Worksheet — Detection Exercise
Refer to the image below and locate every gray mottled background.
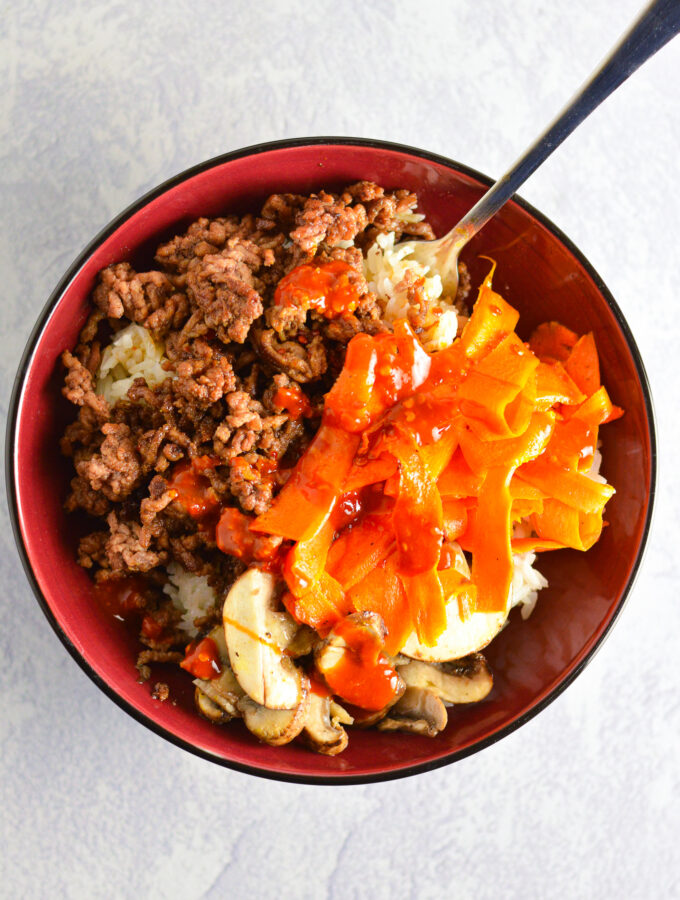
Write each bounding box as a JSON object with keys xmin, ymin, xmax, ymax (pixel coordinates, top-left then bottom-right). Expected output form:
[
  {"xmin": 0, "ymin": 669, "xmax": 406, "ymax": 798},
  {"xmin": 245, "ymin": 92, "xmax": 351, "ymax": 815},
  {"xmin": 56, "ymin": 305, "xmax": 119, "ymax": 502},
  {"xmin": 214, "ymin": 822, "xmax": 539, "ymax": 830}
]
[{"xmin": 2, "ymin": 2, "xmax": 679, "ymax": 898}]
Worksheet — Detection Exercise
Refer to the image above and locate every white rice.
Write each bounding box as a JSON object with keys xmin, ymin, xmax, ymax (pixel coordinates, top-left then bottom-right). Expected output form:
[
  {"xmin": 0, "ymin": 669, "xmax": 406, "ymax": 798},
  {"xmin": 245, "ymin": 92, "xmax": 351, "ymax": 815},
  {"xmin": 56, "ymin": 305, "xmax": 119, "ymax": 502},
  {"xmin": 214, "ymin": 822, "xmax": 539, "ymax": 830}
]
[
  {"xmin": 162, "ymin": 562, "xmax": 218, "ymax": 637},
  {"xmin": 96, "ymin": 322, "xmax": 170, "ymax": 404},
  {"xmin": 586, "ymin": 446, "xmax": 607, "ymax": 484},
  {"xmin": 363, "ymin": 230, "xmax": 459, "ymax": 351},
  {"xmin": 510, "ymin": 551, "xmax": 549, "ymax": 620}
]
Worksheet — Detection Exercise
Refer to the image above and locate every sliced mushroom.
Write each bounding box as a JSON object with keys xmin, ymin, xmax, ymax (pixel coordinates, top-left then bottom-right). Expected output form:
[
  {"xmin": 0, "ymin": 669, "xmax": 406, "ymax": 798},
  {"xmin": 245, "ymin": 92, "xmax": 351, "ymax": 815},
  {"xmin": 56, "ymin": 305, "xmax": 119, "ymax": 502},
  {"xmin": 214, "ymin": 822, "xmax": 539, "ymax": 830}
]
[
  {"xmin": 401, "ymin": 605, "xmax": 508, "ymax": 662},
  {"xmin": 193, "ymin": 665, "xmax": 245, "ymax": 720},
  {"xmin": 329, "ymin": 700, "xmax": 353, "ymax": 728},
  {"xmin": 347, "ymin": 707, "xmax": 393, "ymax": 729},
  {"xmin": 397, "ymin": 654, "xmax": 493, "ymax": 705},
  {"xmin": 301, "ymin": 693, "xmax": 349, "ymax": 756},
  {"xmin": 285, "ymin": 625, "xmax": 317, "ymax": 659},
  {"xmin": 265, "ymin": 609, "xmax": 300, "ymax": 649},
  {"xmin": 195, "ymin": 687, "xmax": 233, "ymax": 724},
  {"xmin": 237, "ymin": 679, "xmax": 310, "ymax": 747},
  {"xmin": 223, "ymin": 568, "xmax": 304, "ymax": 710},
  {"xmin": 207, "ymin": 624, "xmax": 228, "ymax": 661},
  {"xmin": 377, "ymin": 687, "xmax": 448, "ymax": 737}
]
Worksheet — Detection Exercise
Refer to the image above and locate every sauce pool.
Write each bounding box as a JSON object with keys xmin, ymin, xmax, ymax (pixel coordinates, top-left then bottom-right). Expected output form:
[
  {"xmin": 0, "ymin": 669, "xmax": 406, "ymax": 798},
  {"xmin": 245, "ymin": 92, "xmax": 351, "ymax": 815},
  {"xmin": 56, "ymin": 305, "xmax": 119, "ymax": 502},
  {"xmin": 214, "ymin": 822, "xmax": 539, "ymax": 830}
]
[
  {"xmin": 274, "ymin": 260, "xmax": 361, "ymax": 318},
  {"xmin": 321, "ymin": 617, "xmax": 402, "ymax": 711}
]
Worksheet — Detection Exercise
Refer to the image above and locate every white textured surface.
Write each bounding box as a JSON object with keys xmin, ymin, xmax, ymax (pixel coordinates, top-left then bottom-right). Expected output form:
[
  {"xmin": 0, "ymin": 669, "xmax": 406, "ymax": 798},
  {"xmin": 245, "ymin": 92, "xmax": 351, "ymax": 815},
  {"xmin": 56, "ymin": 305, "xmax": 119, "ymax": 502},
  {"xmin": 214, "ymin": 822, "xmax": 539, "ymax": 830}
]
[{"xmin": 2, "ymin": 2, "xmax": 679, "ymax": 897}]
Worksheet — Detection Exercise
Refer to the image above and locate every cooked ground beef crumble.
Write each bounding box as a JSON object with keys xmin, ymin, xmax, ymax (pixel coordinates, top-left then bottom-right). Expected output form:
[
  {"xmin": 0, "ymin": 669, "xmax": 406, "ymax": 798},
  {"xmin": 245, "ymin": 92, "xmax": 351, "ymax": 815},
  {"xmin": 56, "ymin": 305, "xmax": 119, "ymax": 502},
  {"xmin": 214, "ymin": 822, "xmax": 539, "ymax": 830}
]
[{"xmin": 60, "ymin": 182, "xmax": 460, "ymax": 676}]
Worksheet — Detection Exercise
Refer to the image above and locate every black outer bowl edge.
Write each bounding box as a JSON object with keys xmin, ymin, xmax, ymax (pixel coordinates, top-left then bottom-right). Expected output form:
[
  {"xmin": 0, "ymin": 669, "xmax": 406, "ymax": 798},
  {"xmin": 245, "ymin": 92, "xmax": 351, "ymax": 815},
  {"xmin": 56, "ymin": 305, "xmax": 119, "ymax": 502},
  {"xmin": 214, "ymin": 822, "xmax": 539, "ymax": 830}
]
[{"xmin": 5, "ymin": 136, "xmax": 658, "ymax": 785}]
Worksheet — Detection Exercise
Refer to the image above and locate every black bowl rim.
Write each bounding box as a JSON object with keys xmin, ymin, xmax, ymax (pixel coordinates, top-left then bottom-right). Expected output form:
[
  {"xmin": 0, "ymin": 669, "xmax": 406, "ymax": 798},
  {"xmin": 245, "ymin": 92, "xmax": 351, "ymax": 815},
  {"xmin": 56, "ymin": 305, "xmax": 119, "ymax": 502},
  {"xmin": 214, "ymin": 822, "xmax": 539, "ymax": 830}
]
[{"xmin": 6, "ymin": 135, "xmax": 658, "ymax": 785}]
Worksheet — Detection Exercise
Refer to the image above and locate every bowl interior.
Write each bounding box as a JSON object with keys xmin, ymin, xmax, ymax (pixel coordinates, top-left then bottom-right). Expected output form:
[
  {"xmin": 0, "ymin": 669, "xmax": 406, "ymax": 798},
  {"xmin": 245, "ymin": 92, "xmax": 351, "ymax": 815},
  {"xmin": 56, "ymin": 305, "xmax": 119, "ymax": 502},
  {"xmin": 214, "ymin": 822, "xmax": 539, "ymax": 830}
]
[{"xmin": 10, "ymin": 140, "xmax": 655, "ymax": 782}]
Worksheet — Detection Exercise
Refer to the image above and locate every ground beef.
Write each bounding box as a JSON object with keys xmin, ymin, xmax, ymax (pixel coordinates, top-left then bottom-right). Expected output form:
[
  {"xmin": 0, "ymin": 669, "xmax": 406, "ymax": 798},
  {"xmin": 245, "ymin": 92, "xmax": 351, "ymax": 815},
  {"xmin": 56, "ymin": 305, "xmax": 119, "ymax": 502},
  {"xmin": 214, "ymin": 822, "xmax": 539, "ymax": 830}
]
[
  {"xmin": 185, "ymin": 248, "xmax": 264, "ymax": 344},
  {"xmin": 60, "ymin": 181, "xmax": 442, "ymax": 679},
  {"xmin": 252, "ymin": 328, "xmax": 327, "ymax": 382},
  {"xmin": 136, "ymin": 650, "xmax": 184, "ymax": 681},
  {"xmin": 155, "ymin": 216, "xmax": 249, "ymax": 277},
  {"xmin": 93, "ymin": 262, "xmax": 188, "ymax": 335},
  {"xmin": 140, "ymin": 480, "xmax": 176, "ymax": 526},
  {"xmin": 66, "ymin": 476, "xmax": 111, "ymax": 518},
  {"xmin": 290, "ymin": 190, "xmax": 369, "ymax": 253},
  {"xmin": 170, "ymin": 337, "xmax": 238, "ymax": 407},
  {"xmin": 260, "ymin": 193, "xmax": 306, "ymax": 228},
  {"xmin": 76, "ymin": 531, "xmax": 110, "ymax": 568},
  {"xmin": 62, "ymin": 350, "xmax": 110, "ymax": 421},
  {"xmin": 75, "ymin": 423, "xmax": 142, "ymax": 502},
  {"xmin": 151, "ymin": 682, "xmax": 170, "ymax": 701},
  {"xmin": 105, "ymin": 511, "xmax": 168, "ymax": 574},
  {"xmin": 137, "ymin": 425, "xmax": 191, "ymax": 475},
  {"xmin": 345, "ymin": 182, "xmax": 435, "ymax": 238}
]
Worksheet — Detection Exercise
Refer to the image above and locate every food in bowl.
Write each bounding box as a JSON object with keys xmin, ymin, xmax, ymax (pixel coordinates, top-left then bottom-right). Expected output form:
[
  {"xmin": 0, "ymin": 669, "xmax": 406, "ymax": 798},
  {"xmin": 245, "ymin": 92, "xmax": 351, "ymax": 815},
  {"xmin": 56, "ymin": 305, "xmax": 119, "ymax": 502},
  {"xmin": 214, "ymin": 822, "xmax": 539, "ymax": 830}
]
[{"xmin": 59, "ymin": 180, "xmax": 621, "ymax": 755}]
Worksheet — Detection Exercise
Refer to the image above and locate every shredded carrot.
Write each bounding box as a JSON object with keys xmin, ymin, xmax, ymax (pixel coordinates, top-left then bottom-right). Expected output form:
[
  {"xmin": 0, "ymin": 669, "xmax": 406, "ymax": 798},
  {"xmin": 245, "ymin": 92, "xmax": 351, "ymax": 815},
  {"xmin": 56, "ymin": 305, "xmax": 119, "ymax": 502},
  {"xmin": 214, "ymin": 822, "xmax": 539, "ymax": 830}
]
[
  {"xmin": 565, "ymin": 332, "xmax": 600, "ymax": 396},
  {"xmin": 326, "ymin": 513, "xmax": 395, "ymax": 591},
  {"xmin": 438, "ymin": 448, "xmax": 483, "ymax": 498},
  {"xmin": 468, "ymin": 465, "xmax": 515, "ymax": 613},
  {"xmin": 535, "ymin": 360, "xmax": 586, "ymax": 409},
  {"xmin": 529, "ymin": 321, "xmax": 579, "ymax": 362},
  {"xmin": 242, "ymin": 259, "xmax": 621, "ymax": 660},
  {"xmin": 459, "ymin": 260, "xmax": 519, "ymax": 360},
  {"xmin": 348, "ymin": 556, "xmax": 412, "ymax": 656},
  {"xmin": 251, "ymin": 424, "xmax": 359, "ymax": 541}
]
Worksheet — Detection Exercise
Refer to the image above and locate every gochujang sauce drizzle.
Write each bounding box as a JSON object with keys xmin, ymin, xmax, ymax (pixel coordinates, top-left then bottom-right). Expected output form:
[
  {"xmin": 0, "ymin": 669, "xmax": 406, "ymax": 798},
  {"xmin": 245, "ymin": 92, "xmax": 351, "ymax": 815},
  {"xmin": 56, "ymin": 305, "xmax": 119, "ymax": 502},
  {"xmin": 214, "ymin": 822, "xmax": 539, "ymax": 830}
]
[
  {"xmin": 274, "ymin": 259, "xmax": 361, "ymax": 318},
  {"xmin": 321, "ymin": 618, "xmax": 402, "ymax": 711}
]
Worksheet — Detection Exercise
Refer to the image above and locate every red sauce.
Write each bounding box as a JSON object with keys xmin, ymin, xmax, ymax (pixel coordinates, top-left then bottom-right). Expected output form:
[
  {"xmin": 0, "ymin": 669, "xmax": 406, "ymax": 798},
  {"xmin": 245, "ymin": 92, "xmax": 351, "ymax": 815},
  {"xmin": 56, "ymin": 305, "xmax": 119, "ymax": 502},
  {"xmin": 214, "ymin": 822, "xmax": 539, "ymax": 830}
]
[
  {"xmin": 222, "ymin": 615, "xmax": 287, "ymax": 654},
  {"xmin": 216, "ymin": 506, "xmax": 281, "ymax": 566},
  {"xmin": 166, "ymin": 460, "xmax": 220, "ymax": 520},
  {"xmin": 273, "ymin": 384, "xmax": 313, "ymax": 420},
  {"xmin": 192, "ymin": 455, "xmax": 222, "ymax": 473},
  {"xmin": 180, "ymin": 637, "xmax": 222, "ymax": 680},
  {"xmin": 321, "ymin": 617, "xmax": 402, "ymax": 711},
  {"xmin": 141, "ymin": 615, "xmax": 165, "ymax": 641},
  {"xmin": 94, "ymin": 576, "xmax": 149, "ymax": 619},
  {"xmin": 274, "ymin": 260, "xmax": 361, "ymax": 318},
  {"xmin": 324, "ymin": 321, "xmax": 431, "ymax": 433},
  {"xmin": 230, "ymin": 455, "xmax": 278, "ymax": 486},
  {"xmin": 331, "ymin": 489, "xmax": 364, "ymax": 530}
]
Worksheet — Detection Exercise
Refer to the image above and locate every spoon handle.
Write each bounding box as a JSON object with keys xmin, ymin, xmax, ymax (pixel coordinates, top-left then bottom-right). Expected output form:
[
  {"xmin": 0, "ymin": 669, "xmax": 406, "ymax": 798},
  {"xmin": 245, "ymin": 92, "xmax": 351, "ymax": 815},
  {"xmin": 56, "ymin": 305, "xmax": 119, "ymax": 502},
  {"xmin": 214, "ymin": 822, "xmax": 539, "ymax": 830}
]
[{"xmin": 452, "ymin": 0, "xmax": 680, "ymax": 245}]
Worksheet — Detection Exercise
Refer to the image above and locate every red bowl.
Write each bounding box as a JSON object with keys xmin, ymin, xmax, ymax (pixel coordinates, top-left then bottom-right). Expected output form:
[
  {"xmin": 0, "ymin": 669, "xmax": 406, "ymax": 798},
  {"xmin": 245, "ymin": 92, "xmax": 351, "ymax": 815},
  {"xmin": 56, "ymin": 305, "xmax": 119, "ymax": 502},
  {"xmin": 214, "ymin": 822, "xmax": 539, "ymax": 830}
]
[{"xmin": 7, "ymin": 138, "xmax": 656, "ymax": 783}]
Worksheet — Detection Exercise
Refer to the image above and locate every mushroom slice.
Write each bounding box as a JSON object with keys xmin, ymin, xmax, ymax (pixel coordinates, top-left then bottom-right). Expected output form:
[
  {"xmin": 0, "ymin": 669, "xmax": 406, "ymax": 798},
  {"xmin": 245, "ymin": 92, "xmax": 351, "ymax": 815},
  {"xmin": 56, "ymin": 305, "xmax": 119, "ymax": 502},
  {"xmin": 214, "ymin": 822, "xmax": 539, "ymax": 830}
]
[
  {"xmin": 266, "ymin": 610, "xmax": 301, "ymax": 650},
  {"xmin": 237, "ymin": 680, "xmax": 310, "ymax": 747},
  {"xmin": 347, "ymin": 707, "xmax": 393, "ymax": 729},
  {"xmin": 377, "ymin": 688, "xmax": 448, "ymax": 737},
  {"xmin": 302, "ymin": 693, "xmax": 349, "ymax": 756},
  {"xmin": 193, "ymin": 665, "xmax": 244, "ymax": 720},
  {"xmin": 285, "ymin": 625, "xmax": 317, "ymax": 659},
  {"xmin": 223, "ymin": 568, "xmax": 304, "ymax": 710},
  {"xmin": 397, "ymin": 654, "xmax": 493, "ymax": 705},
  {"xmin": 206, "ymin": 624, "xmax": 229, "ymax": 661},
  {"xmin": 195, "ymin": 687, "xmax": 233, "ymax": 724},
  {"xmin": 329, "ymin": 700, "xmax": 353, "ymax": 727},
  {"xmin": 401, "ymin": 604, "xmax": 508, "ymax": 662}
]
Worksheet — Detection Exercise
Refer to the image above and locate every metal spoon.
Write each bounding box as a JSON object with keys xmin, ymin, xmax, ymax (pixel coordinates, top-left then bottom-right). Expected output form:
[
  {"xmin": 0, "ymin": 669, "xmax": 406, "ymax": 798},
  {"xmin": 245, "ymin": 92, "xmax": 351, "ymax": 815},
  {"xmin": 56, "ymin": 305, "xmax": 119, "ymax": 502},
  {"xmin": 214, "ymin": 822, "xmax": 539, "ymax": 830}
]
[{"xmin": 398, "ymin": 0, "xmax": 680, "ymax": 295}]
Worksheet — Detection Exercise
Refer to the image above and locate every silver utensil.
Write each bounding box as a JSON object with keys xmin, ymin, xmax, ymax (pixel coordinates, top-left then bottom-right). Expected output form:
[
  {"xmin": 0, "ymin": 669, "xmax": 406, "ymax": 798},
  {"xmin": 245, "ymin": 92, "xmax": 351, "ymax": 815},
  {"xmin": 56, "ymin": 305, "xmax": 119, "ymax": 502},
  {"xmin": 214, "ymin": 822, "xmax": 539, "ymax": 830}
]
[{"xmin": 397, "ymin": 0, "xmax": 680, "ymax": 295}]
